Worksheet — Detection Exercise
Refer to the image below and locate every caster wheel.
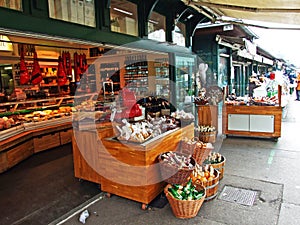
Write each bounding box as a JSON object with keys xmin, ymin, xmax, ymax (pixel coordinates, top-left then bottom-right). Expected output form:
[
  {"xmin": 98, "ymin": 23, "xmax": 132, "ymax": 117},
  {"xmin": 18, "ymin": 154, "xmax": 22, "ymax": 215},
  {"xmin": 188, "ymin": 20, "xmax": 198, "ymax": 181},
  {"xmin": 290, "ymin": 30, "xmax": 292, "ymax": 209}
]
[
  {"xmin": 106, "ymin": 193, "xmax": 111, "ymax": 198},
  {"xmin": 273, "ymin": 137, "xmax": 278, "ymax": 142},
  {"xmin": 78, "ymin": 179, "xmax": 83, "ymax": 182},
  {"xmin": 141, "ymin": 203, "xmax": 148, "ymax": 210}
]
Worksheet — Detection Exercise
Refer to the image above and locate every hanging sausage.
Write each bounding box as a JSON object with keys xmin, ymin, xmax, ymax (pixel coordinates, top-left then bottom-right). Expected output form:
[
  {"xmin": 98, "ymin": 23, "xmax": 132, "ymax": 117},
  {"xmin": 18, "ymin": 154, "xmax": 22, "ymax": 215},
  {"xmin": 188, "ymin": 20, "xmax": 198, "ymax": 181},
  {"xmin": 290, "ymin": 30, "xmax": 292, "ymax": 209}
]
[
  {"xmin": 74, "ymin": 52, "xmax": 80, "ymax": 82},
  {"xmin": 19, "ymin": 47, "xmax": 30, "ymax": 85},
  {"xmin": 81, "ymin": 53, "xmax": 88, "ymax": 73},
  {"xmin": 66, "ymin": 51, "xmax": 72, "ymax": 76},
  {"xmin": 31, "ymin": 51, "xmax": 43, "ymax": 85},
  {"xmin": 57, "ymin": 56, "xmax": 67, "ymax": 86}
]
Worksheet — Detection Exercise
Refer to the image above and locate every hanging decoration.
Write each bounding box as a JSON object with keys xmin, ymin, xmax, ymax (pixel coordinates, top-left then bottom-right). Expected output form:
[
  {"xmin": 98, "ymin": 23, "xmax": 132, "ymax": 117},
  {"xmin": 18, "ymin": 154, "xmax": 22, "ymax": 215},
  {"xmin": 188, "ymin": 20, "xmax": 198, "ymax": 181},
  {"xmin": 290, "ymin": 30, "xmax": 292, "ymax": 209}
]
[
  {"xmin": 19, "ymin": 46, "xmax": 30, "ymax": 85},
  {"xmin": 31, "ymin": 51, "xmax": 43, "ymax": 85},
  {"xmin": 57, "ymin": 56, "xmax": 67, "ymax": 86}
]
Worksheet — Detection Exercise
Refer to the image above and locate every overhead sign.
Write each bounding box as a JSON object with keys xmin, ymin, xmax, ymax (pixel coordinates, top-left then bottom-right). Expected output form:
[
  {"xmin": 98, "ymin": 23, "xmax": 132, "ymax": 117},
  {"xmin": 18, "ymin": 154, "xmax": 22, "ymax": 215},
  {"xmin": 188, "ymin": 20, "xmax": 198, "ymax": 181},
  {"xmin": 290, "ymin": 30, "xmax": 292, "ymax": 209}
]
[{"xmin": 0, "ymin": 35, "xmax": 13, "ymax": 51}]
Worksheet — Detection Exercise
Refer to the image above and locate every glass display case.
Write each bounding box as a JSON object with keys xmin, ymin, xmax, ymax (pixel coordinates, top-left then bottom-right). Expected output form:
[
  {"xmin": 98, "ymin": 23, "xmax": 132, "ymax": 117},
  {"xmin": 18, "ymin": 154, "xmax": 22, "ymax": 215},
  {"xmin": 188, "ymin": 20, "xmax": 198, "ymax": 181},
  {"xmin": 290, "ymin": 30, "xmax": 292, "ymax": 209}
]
[
  {"xmin": 174, "ymin": 55, "xmax": 196, "ymax": 110},
  {"xmin": 154, "ymin": 57, "xmax": 169, "ymax": 100}
]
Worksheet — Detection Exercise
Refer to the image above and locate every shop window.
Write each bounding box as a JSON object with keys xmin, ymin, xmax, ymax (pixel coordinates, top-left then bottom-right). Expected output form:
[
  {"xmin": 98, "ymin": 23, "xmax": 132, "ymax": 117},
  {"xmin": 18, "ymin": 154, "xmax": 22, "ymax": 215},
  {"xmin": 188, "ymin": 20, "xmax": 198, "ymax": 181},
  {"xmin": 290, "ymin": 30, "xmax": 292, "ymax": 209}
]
[
  {"xmin": 148, "ymin": 11, "xmax": 166, "ymax": 42},
  {"xmin": 48, "ymin": 0, "xmax": 96, "ymax": 27},
  {"xmin": 110, "ymin": 0, "xmax": 138, "ymax": 36},
  {"xmin": 0, "ymin": 0, "xmax": 22, "ymax": 11},
  {"xmin": 172, "ymin": 22, "xmax": 186, "ymax": 46}
]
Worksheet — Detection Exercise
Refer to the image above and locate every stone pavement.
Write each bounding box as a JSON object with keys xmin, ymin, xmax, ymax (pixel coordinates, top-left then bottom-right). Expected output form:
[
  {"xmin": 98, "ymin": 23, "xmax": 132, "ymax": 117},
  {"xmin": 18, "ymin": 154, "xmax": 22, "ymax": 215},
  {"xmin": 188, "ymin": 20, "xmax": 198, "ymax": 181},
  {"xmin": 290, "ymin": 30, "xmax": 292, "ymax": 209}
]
[{"xmin": 52, "ymin": 96, "xmax": 300, "ymax": 225}]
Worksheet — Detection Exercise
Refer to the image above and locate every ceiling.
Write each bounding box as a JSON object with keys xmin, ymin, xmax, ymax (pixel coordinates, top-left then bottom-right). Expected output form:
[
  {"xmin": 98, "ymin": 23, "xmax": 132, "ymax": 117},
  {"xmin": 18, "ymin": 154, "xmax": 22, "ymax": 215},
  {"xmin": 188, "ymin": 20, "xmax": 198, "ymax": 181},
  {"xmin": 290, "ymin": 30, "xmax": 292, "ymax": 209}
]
[{"xmin": 182, "ymin": 0, "xmax": 300, "ymax": 28}]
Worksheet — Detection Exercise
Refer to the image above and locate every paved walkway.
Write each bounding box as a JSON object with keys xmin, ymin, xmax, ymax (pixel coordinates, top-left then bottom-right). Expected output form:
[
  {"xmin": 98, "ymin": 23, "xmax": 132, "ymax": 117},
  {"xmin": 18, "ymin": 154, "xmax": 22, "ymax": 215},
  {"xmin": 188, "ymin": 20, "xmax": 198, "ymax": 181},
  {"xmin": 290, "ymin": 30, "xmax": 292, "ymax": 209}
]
[{"xmin": 53, "ymin": 95, "xmax": 300, "ymax": 225}]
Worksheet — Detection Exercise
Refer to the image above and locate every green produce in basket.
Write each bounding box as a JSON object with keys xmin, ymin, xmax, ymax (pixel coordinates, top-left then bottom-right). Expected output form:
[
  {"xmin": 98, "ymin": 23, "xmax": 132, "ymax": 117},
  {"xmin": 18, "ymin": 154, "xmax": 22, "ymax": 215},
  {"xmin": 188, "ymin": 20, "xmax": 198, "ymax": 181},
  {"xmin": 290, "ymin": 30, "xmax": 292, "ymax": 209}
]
[{"xmin": 168, "ymin": 178, "xmax": 205, "ymax": 200}]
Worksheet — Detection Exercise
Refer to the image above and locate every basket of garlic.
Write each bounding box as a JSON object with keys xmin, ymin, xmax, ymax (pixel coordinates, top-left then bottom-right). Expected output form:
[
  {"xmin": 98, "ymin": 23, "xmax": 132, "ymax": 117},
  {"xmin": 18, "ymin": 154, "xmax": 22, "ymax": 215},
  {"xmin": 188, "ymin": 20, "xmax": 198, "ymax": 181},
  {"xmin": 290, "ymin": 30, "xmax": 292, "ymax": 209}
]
[{"xmin": 195, "ymin": 125, "xmax": 217, "ymax": 143}]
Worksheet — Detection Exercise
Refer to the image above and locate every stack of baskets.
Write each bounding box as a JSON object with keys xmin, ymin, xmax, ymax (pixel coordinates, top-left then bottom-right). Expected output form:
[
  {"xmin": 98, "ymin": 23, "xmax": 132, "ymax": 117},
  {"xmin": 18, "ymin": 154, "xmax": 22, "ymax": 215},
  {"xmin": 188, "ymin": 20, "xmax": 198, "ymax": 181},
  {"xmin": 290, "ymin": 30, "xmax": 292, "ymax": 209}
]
[
  {"xmin": 158, "ymin": 136, "xmax": 225, "ymax": 218},
  {"xmin": 158, "ymin": 151, "xmax": 206, "ymax": 218}
]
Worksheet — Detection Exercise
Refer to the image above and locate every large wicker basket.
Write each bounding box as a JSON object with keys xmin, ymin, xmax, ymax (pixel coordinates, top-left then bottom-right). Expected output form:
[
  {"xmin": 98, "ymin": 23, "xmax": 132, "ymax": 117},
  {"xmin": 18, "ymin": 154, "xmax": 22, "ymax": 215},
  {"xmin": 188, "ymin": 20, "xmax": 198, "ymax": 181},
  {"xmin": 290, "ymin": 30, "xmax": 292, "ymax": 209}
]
[
  {"xmin": 158, "ymin": 152, "xmax": 196, "ymax": 185},
  {"xmin": 192, "ymin": 143, "xmax": 213, "ymax": 165},
  {"xmin": 164, "ymin": 183, "xmax": 206, "ymax": 219}
]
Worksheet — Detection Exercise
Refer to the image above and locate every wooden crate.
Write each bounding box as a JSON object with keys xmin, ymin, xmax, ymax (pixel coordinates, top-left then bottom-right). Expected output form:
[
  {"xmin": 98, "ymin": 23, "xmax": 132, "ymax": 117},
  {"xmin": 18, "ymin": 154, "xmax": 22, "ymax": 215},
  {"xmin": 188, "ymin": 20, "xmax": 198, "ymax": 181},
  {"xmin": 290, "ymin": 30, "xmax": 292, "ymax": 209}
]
[
  {"xmin": 7, "ymin": 140, "xmax": 34, "ymax": 168},
  {"xmin": 60, "ymin": 129, "xmax": 73, "ymax": 145},
  {"xmin": 0, "ymin": 152, "xmax": 8, "ymax": 173},
  {"xmin": 34, "ymin": 133, "xmax": 60, "ymax": 153}
]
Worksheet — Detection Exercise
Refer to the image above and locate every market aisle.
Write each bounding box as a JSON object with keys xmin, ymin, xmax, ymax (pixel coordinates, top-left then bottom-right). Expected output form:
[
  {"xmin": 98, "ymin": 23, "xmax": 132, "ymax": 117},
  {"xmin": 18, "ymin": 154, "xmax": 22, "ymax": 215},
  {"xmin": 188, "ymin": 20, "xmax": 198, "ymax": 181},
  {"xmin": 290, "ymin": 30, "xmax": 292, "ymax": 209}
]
[{"xmin": 0, "ymin": 144, "xmax": 100, "ymax": 225}]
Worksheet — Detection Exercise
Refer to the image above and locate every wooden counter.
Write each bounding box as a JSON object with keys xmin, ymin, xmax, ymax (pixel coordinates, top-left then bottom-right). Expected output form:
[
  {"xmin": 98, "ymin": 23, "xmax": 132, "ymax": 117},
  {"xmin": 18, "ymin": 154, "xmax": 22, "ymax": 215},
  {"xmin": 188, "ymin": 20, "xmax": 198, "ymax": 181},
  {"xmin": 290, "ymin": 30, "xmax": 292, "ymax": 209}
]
[
  {"xmin": 222, "ymin": 104, "xmax": 282, "ymax": 140},
  {"xmin": 0, "ymin": 122, "xmax": 73, "ymax": 173},
  {"xmin": 72, "ymin": 123, "xmax": 194, "ymax": 208}
]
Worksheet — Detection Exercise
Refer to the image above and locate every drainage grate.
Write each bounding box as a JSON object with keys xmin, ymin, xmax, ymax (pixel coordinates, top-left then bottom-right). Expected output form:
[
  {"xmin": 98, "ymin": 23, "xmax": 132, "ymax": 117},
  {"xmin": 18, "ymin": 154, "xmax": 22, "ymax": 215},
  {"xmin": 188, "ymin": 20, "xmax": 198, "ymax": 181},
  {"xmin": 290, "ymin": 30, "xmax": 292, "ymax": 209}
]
[{"xmin": 218, "ymin": 185, "xmax": 257, "ymax": 206}]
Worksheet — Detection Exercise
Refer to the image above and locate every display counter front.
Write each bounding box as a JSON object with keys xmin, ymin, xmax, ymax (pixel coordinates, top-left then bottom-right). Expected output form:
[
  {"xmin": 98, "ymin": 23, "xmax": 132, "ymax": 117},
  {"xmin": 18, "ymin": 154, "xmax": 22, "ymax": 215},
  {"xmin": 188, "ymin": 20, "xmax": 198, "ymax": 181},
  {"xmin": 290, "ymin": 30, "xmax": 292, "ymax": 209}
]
[
  {"xmin": 222, "ymin": 104, "xmax": 282, "ymax": 141},
  {"xmin": 72, "ymin": 122, "xmax": 194, "ymax": 209}
]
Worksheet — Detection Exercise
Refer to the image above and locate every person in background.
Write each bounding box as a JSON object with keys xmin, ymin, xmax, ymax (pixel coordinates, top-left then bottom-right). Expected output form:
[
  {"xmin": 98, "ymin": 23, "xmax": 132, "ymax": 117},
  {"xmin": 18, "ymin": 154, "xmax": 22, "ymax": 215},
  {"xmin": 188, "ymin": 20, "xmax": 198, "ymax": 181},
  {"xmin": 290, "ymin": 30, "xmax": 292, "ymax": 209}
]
[
  {"xmin": 295, "ymin": 72, "xmax": 300, "ymax": 101},
  {"xmin": 248, "ymin": 73, "xmax": 261, "ymax": 97},
  {"xmin": 288, "ymin": 71, "xmax": 296, "ymax": 95}
]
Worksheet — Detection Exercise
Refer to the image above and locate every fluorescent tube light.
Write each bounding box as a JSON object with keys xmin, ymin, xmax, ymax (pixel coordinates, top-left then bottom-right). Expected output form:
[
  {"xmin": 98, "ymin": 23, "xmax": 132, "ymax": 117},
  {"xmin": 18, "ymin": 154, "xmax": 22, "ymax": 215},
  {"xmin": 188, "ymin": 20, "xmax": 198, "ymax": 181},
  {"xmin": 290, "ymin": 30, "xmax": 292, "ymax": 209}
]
[
  {"xmin": 149, "ymin": 19, "xmax": 158, "ymax": 24},
  {"xmin": 187, "ymin": 14, "xmax": 194, "ymax": 19},
  {"xmin": 113, "ymin": 7, "xmax": 133, "ymax": 16}
]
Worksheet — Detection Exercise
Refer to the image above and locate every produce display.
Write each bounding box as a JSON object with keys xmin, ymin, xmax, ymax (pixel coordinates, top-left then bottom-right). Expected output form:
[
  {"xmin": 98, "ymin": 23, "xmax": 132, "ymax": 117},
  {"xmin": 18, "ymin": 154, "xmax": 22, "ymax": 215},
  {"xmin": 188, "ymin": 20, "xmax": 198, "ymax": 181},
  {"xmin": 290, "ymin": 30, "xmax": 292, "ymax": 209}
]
[
  {"xmin": 225, "ymin": 95, "xmax": 278, "ymax": 106},
  {"xmin": 160, "ymin": 152, "xmax": 194, "ymax": 170},
  {"xmin": 194, "ymin": 125, "xmax": 216, "ymax": 133},
  {"xmin": 167, "ymin": 179, "xmax": 205, "ymax": 200},
  {"xmin": 190, "ymin": 164, "xmax": 216, "ymax": 183},
  {"xmin": 204, "ymin": 152, "xmax": 223, "ymax": 164},
  {"xmin": 115, "ymin": 116, "xmax": 179, "ymax": 143}
]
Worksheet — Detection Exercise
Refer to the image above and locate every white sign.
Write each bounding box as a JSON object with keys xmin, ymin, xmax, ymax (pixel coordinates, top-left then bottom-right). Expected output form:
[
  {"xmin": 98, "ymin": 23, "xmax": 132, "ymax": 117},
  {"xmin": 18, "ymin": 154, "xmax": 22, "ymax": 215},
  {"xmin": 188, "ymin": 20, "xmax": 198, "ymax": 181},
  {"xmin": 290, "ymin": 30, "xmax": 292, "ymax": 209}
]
[{"xmin": 0, "ymin": 35, "xmax": 13, "ymax": 51}]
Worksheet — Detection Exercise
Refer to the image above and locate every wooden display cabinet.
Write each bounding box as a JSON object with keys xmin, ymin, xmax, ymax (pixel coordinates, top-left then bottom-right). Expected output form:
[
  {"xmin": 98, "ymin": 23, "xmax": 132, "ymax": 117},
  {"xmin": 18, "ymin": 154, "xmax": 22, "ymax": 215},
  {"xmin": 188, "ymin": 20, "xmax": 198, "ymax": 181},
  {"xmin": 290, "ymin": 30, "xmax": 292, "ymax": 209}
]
[
  {"xmin": 222, "ymin": 104, "xmax": 282, "ymax": 141},
  {"xmin": 72, "ymin": 123, "xmax": 194, "ymax": 209}
]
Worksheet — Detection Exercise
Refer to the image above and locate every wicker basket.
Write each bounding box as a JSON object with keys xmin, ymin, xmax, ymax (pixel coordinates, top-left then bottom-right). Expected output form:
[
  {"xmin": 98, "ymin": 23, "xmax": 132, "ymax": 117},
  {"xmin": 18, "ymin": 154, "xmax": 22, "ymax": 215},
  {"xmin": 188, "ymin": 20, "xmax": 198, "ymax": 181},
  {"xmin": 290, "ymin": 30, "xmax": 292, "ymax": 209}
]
[
  {"xmin": 158, "ymin": 152, "xmax": 196, "ymax": 185},
  {"xmin": 198, "ymin": 130, "xmax": 217, "ymax": 143},
  {"xmin": 192, "ymin": 143, "xmax": 213, "ymax": 165},
  {"xmin": 177, "ymin": 138, "xmax": 198, "ymax": 156},
  {"xmin": 164, "ymin": 183, "xmax": 206, "ymax": 219}
]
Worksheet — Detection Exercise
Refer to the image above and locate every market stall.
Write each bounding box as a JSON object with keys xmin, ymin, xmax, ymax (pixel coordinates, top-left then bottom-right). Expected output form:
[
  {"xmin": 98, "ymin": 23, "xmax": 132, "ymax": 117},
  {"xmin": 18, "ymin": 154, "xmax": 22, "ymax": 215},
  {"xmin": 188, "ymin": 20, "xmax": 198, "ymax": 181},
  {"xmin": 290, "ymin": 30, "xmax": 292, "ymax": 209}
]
[
  {"xmin": 72, "ymin": 121, "xmax": 194, "ymax": 209},
  {"xmin": 222, "ymin": 85, "xmax": 283, "ymax": 140}
]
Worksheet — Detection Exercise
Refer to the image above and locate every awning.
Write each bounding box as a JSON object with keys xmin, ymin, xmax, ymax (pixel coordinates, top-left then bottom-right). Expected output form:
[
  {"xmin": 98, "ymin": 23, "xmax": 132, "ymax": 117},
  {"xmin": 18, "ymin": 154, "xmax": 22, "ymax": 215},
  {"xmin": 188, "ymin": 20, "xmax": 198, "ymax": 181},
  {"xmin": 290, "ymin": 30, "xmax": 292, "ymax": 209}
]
[{"xmin": 182, "ymin": 0, "xmax": 300, "ymax": 27}]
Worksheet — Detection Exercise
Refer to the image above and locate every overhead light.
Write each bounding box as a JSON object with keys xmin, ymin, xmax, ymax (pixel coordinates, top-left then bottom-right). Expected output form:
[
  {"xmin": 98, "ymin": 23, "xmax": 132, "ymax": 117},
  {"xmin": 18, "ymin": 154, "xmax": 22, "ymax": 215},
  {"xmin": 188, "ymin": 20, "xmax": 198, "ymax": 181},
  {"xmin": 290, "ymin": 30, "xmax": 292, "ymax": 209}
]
[
  {"xmin": 113, "ymin": 7, "xmax": 133, "ymax": 16},
  {"xmin": 4, "ymin": 66, "xmax": 12, "ymax": 70},
  {"xmin": 187, "ymin": 14, "xmax": 194, "ymax": 20},
  {"xmin": 149, "ymin": 19, "xmax": 158, "ymax": 24}
]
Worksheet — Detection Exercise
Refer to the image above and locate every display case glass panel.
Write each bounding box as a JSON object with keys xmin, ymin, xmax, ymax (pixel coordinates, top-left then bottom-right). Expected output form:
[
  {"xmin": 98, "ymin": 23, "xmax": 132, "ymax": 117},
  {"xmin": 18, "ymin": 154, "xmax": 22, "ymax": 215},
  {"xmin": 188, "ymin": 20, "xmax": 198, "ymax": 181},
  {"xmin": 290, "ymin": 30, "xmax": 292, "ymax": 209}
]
[
  {"xmin": 48, "ymin": 0, "xmax": 96, "ymax": 27},
  {"xmin": 175, "ymin": 55, "xmax": 196, "ymax": 110},
  {"xmin": 154, "ymin": 57, "xmax": 169, "ymax": 100}
]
